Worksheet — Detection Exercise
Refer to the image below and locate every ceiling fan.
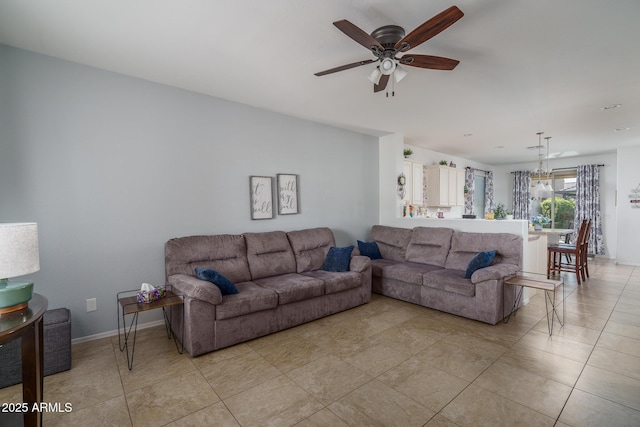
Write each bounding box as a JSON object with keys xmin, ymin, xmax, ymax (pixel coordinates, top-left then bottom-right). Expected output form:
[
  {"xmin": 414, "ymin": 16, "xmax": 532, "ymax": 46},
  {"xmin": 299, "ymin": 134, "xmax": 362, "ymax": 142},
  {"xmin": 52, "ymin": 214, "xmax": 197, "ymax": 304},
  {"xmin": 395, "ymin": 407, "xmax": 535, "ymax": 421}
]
[{"xmin": 315, "ymin": 5, "xmax": 464, "ymax": 94}]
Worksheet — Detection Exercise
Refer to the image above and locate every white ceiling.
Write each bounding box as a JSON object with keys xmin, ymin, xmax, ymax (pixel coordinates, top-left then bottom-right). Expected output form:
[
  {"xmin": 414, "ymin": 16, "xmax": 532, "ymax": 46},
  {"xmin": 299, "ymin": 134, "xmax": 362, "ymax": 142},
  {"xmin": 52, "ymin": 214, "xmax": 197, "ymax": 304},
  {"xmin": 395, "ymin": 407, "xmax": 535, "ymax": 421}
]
[{"xmin": 1, "ymin": 0, "xmax": 639, "ymax": 165}]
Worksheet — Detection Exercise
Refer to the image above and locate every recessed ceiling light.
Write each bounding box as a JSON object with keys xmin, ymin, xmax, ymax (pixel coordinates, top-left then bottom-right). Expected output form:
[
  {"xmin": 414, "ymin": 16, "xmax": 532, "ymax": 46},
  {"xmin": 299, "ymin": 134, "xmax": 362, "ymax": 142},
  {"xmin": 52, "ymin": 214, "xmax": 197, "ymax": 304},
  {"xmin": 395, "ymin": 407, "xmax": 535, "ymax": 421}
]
[
  {"xmin": 614, "ymin": 127, "xmax": 630, "ymax": 132},
  {"xmin": 602, "ymin": 104, "xmax": 622, "ymax": 110}
]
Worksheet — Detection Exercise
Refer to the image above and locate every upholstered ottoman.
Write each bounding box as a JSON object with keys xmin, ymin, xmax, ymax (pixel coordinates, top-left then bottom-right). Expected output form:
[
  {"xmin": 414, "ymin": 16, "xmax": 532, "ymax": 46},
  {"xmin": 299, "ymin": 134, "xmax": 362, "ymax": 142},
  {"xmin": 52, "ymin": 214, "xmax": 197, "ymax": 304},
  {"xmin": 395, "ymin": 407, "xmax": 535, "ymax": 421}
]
[{"xmin": 0, "ymin": 307, "xmax": 72, "ymax": 389}]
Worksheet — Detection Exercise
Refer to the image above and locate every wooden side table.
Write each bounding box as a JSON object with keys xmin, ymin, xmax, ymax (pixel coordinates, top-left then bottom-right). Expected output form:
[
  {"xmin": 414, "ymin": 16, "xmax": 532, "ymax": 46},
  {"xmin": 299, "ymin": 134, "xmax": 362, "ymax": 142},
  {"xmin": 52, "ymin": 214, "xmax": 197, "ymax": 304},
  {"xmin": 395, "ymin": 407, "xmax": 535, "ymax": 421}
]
[
  {"xmin": 504, "ymin": 273, "xmax": 564, "ymax": 335},
  {"xmin": 0, "ymin": 293, "xmax": 48, "ymax": 427},
  {"xmin": 117, "ymin": 288, "xmax": 183, "ymax": 370}
]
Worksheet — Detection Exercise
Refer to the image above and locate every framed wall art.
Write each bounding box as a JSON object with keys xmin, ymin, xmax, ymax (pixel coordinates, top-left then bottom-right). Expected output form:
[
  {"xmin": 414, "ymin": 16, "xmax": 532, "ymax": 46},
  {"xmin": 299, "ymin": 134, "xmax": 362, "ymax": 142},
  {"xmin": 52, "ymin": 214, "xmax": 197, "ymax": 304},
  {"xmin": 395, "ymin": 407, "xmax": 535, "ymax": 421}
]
[
  {"xmin": 277, "ymin": 174, "xmax": 299, "ymax": 215},
  {"xmin": 249, "ymin": 176, "xmax": 274, "ymax": 219}
]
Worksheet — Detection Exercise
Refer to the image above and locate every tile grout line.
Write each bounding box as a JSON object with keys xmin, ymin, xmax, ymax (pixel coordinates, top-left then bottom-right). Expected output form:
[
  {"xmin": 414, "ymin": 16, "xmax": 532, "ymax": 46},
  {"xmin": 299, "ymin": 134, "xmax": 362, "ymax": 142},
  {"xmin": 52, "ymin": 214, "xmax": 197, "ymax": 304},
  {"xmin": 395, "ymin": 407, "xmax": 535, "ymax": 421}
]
[{"xmin": 553, "ymin": 263, "xmax": 635, "ymax": 426}]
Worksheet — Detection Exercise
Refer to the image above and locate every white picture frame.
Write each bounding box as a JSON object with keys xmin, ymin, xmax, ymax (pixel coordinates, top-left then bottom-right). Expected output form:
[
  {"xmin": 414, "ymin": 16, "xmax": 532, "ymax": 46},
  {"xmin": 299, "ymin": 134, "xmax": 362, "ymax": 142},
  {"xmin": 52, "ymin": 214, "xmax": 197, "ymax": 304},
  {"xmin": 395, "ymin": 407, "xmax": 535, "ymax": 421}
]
[
  {"xmin": 249, "ymin": 176, "xmax": 274, "ymax": 219},
  {"xmin": 277, "ymin": 174, "xmax": 299, "ymax": 215}
]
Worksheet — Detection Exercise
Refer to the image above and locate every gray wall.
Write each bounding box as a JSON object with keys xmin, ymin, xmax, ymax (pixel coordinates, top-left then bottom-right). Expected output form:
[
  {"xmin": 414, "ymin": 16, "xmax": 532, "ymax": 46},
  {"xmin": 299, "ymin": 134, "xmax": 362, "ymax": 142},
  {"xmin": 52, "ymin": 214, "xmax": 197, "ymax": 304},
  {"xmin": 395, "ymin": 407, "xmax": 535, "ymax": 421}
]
[{"xmin": 0, "ymin": 45, "xmax": 379, "ymax": 339}]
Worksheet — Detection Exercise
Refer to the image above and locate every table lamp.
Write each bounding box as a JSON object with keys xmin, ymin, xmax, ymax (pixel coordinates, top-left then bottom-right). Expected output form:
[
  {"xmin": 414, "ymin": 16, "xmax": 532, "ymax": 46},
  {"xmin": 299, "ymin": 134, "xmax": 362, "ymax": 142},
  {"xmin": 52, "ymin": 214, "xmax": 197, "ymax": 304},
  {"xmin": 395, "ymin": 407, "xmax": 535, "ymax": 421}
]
[{"xmin": 0, "ymin": 223, "xmax": 40, "ymax": 314}]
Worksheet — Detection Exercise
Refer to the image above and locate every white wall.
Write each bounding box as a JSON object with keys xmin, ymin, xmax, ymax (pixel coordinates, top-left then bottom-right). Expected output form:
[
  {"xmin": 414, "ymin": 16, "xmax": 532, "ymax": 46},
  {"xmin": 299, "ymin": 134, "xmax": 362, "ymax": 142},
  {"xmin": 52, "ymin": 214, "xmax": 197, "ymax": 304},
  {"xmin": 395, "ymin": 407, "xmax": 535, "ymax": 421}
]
[
  {"xmin": 0, "ymin": 45, "xmax": 379, "ymax": 339},
  {"xmin": 616, "ymin": 145, "xmax": 640, "ymax": 265}
]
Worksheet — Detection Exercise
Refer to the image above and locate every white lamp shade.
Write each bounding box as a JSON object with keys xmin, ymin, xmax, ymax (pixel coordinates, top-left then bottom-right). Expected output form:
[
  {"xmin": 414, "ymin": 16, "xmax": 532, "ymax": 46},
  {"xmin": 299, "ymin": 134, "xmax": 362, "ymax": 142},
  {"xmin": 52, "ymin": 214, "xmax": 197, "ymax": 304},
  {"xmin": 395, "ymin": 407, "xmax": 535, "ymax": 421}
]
[
  {"xmin": 394, "ymin": 65, "xmax": 407, "ymax": 83},
  {"xmin": 368, "ymin": 67, "xmax": 382, "ymax": 84},
  {"xmin": 0, "ymin": 223, "xmax": 40, "ymax": 279},
  {"xmin": 379, "ymin": 58, "xmax": 396, "ymax": 75}
]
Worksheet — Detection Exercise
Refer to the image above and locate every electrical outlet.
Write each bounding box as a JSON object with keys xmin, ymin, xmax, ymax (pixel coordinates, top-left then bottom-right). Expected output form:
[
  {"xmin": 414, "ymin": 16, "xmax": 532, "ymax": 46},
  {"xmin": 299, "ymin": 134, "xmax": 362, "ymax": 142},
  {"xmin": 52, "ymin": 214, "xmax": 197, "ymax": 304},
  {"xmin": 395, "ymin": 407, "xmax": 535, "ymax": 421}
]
[{"xmin": 86, "ymin": 298, "xmax": 97, "ymax": 312}]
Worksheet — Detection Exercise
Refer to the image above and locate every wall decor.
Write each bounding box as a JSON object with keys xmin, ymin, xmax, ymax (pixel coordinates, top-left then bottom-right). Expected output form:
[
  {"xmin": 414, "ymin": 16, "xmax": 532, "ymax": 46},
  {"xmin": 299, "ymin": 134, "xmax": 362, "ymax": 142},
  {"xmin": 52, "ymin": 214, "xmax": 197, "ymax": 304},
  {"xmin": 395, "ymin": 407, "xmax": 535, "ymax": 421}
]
[
  {"xmin": 277, "ymin": 174, "xmax": 299, "ymax": 214},
  {"xmin": 397, "ymin": 173, "xmax": 406, "ymax": 199},
  {"xmin": 249, "ymin": 176, "xmax": 274, "ymax": 219},
  {"xmin": 630, "ymin": 183, "xmax": 640, "ymax": 208}
]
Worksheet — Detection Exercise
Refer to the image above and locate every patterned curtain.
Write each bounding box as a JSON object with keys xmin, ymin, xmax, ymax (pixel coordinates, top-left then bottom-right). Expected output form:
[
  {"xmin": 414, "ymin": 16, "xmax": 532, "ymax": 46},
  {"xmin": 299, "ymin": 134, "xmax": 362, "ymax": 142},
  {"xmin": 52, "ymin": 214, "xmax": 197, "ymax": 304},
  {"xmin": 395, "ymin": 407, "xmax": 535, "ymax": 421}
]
[
  {"xmin": 575, "ymin": 164, "xmax": 605, "ymax": 255},
  {"xmin": 465, "ymin": 167, "xmax": 475, "ymax": 215},
  {"xmin": 484, "ymin": 171, "xmax": 494, "ymax": 215},
  {"xmin": 512, "ymin": 171, "xmax": 531, "ymax": 219}
]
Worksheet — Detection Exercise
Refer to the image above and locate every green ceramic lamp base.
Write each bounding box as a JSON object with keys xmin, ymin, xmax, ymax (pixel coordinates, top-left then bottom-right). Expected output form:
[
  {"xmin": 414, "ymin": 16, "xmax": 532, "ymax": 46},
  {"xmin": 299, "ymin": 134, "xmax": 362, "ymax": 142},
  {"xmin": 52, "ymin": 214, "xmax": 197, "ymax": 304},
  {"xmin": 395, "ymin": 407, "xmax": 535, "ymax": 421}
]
[{"xmin": 0, "ymin": 278, "xmax": 34, "ymax": 314}]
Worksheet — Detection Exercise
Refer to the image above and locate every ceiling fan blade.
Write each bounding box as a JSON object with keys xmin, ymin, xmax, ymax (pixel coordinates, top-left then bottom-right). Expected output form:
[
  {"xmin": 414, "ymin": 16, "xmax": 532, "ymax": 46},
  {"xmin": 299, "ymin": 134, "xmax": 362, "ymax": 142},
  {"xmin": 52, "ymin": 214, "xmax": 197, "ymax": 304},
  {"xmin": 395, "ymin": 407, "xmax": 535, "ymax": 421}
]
[
  {"xmin": 333, "ymin": 20, "xmax": 384, "ymax": 52},
  {"xmin": 400, "ymin": 54, "xmax": 459, "ymax": 70},
  {"xmin": 315, "ymin": 59, "xmax": 376, "ymax": 76},
  {"xmin": 374, "ymin": 74, "xmax": 390, "ymax": 92},
  {"xmin": 395, "ymin": 6, "xmax": 463, "ymax": 51}
]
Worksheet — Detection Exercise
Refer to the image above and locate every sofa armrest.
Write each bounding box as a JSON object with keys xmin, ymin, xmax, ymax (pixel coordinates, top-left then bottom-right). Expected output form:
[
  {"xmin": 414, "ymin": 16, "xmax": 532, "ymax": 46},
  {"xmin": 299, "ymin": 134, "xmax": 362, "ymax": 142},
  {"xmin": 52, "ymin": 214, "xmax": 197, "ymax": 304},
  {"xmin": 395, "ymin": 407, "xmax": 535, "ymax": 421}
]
[
  {"xmin": 471, "ymin": 263, "xmax": 519, "ymax": 284},
  {"xmin": 349, "ymin": 255, "xmax": 371, "ymax": 273},
  {"xmin": 167, "ymin": 274, "xmax": 222, "ymax": 305}
]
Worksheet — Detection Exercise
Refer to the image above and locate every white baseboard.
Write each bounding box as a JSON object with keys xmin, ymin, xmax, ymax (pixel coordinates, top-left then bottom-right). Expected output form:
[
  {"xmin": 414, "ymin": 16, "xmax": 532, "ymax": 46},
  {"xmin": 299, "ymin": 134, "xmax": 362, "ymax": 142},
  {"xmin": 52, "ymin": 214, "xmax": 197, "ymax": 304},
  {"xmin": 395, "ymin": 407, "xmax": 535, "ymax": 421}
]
[
  {"xmin": 71, "ymin": 319, "xmax": 166, "ymax": 345},
  {"xmin": 614, "ymin": 260, "xmax": 640, "ymax": 267}
]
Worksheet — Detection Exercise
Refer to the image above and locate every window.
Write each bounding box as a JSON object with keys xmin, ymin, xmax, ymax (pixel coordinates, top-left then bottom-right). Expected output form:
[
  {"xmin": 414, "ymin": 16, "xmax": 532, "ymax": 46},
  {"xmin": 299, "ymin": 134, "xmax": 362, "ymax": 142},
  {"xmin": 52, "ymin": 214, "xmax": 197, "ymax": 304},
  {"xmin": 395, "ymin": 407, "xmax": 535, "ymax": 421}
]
[{"xmin": 540, "ymin": 170, "xmax": 577, "ymax": 229}]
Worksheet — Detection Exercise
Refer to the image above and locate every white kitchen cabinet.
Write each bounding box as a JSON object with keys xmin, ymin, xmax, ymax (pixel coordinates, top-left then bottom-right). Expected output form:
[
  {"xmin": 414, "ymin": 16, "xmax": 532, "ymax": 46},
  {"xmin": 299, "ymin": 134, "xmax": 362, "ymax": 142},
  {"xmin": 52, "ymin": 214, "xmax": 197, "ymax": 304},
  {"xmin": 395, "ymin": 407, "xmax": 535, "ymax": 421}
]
[
  {"xmin": 412, "ymin": 163, "xmax": 424, "ymax": 205},
  {"xmin": 425, "ymin": 165, "xmax": 464, "ymax": 207},
  {"xmin": 403, "ymin": 161, "xmax": 424, "ymax": 205}
]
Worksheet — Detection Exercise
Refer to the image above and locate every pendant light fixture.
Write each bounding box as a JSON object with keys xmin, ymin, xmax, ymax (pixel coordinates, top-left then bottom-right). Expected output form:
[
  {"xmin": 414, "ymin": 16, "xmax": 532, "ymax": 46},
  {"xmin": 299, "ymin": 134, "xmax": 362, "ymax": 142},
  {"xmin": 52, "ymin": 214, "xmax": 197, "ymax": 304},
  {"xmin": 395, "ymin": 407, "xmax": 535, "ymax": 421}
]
[
  {"xmin": 532, "ymin": 132, "xmax": 553, "ymax": 198},
  {"xmin": 534, "ymin": 132, "xmax": 545, "ymax": 195},
  {"xmin": 543, "ymin": 137, "xmax": 553, "ymax": 192}
]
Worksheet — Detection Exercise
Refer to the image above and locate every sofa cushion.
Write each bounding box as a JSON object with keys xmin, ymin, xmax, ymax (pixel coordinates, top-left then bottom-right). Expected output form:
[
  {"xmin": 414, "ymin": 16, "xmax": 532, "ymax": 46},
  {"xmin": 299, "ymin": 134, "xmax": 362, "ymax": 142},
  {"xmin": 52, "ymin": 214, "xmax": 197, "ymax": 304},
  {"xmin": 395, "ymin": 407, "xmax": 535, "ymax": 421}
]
[
  {"xmin": 244, "ymin": 231, "xmax": 297, "ymax": 280},
  {"xmin": 165, "ymin": 234, "xmax": 252, "ymax": 283},
  {"xmin": 253, "ymin": 273, "xmax": 325, "ymax": 304},
  {"xmin": 405, "ymin": 227, "xmax": 454, "ymax": 267},
  {"xmin": 357, "ymin": 240, "xmax": 382, "ymax": 260},
  {"xmin": 322, "ymin": 246, "xmax": 354, "ymax": 272},
  {"xmin": 369, "ymin": 258, "xmax": 401, "ymax": 278},
  {"xmin": 445, "ymin": 231, "xmax": 523, "ymax": 271},
  {"xmin": 302, "ymin": 270, "xmax": 362, "ymax": 294},
  {"xmin": 370, "ymin": 225, "xmax": 413, "ymax": 261},
  {"xmin": 215, "ymin": 281, "xmax": 278, "ymax": 320},
  {"xmin": 287, "ymin": 227, "xmax": 336, "ymax": 273},
  {"xmin": 423, "ymin": 269, "xmax": 475, "ymax": 297},
  {"xmin": 195, "ymin": 268, "xmax": 239, "ymax": 295},
  {"xmin": 464, "ymin": 250, "xmax": 496, "ymax": 279},
  {"xmin": 382, "ymin": 262, "xmax": 443, "ymax": 285}
]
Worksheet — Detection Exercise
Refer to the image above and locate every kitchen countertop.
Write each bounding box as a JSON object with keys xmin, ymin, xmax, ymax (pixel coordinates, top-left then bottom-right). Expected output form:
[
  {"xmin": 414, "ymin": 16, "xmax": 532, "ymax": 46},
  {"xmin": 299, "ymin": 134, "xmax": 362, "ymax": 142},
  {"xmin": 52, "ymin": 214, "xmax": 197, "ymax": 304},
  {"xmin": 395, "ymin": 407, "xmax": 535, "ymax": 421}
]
[{"xmin": 528, "ymin": 228, "xmax": 573, "ymax": 236}]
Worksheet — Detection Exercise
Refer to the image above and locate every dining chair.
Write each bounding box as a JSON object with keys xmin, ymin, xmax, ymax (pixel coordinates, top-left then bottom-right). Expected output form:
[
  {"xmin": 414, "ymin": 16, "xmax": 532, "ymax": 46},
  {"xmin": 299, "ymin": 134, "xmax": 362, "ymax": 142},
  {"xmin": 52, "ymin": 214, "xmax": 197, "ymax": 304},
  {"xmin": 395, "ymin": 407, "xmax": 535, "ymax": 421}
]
[{"xmin": 547, "ymin": 219, "xmax": 589, "ymax": 284}]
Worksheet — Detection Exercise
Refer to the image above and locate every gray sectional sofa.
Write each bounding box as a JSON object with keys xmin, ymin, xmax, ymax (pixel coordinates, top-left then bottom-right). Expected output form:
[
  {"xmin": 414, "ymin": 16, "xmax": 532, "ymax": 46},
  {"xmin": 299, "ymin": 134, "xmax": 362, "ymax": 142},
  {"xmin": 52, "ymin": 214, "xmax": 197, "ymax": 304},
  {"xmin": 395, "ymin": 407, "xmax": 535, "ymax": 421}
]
[
  {"xmin": 165, "ymin": 227, "xmax": 371, "ymax": 356},
  {"xmin": 366, "ymin": 225, "xmax": 522, "ymax": 324}
]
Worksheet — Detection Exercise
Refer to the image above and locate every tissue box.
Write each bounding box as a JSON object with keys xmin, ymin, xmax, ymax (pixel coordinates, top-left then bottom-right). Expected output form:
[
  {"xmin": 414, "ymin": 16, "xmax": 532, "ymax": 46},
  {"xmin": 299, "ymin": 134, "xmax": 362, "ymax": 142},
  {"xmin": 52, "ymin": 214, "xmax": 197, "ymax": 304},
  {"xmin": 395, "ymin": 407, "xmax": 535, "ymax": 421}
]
[{"xmin": 137, "ymin": 287, "xmax": 166, "ymax": 304}]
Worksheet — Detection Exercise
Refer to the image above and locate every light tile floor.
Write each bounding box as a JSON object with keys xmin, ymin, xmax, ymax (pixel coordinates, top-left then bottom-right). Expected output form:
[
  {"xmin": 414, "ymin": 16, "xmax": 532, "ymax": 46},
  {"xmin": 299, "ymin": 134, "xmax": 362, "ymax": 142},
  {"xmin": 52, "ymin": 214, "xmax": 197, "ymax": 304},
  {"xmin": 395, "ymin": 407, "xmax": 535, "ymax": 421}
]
[{"xmin": 2, "ymin": 258, "xmax": 639, "ymax": 426}]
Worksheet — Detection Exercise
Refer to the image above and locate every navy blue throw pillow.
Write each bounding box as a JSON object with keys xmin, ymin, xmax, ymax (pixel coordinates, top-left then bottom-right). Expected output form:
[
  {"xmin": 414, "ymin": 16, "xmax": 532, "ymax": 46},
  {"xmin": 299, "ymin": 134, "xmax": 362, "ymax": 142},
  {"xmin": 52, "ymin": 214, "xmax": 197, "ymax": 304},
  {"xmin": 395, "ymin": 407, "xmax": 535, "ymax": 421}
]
[
  {"xmin": 195, "ymin": 268, "xmax": 239, "ymax": 295},
  {"xmin": 357, "ymin": 240, "xmax": 382, "ymax": 260},
  {"xmin": 464, "ymin": 250, "xmax": 497, "ymax": 279},
  {"xmin": 322, "ymin": 246, "xmax": 354, "ymax": 272}
]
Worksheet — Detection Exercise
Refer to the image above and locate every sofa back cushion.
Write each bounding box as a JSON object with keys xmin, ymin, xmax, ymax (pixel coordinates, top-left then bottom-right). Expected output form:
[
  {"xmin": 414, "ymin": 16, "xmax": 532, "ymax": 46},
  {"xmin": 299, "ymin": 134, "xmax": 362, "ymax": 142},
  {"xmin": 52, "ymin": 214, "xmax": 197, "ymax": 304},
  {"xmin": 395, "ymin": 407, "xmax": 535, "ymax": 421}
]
[
  {"xmin": 369, "ymin": 225, "xmax": 413, "ymax": 261},
  {"xmin": 165, "ymin": 234, "xmax": 251, "ymax": 283},
  {"xmin": 244, "ymin": 231, "xmax": 297, "ymax": 279},
  {"xmin": 405, "ymin": 227, "xmax": 454, "ymax": 267},
  {"xmin": 444, "ymin": 231, "xmax": 523, "ymax": 271},
  {"xmin": 287, "ymin": 227, "xmax": 336, "ymax": 273}
]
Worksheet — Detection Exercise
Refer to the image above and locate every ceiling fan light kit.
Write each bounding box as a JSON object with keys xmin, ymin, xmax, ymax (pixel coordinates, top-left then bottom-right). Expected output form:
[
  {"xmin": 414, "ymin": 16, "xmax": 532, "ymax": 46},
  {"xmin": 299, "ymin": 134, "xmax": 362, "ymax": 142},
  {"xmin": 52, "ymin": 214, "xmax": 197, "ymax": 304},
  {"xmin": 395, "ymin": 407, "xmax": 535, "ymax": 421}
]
[
  {"xmin": 315, "ymin": 5, "xmax": 464, "ymax": 95},
  {"xmin": 368, "ymin": 67, "xmax": 382, "ymax": 84}
]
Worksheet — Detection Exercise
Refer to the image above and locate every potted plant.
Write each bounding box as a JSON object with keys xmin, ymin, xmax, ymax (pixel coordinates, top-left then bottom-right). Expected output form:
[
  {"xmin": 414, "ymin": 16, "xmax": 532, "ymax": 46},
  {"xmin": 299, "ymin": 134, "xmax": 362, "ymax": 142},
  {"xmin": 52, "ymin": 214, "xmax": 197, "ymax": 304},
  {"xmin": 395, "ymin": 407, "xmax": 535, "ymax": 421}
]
[
  {"xmin": 494, "ymin": 202, "xmax": 507, "ymax": 220},
  {"xmin": 439, "ymin": 160, "xmax": 448, "ymax": 166},
  {"xmin": 531, "ymin": 214, "xmax": 550, "ymax": 230},
  {"xmin": 403, "ymin": 148, "xmax": 413, "ymax": 158},
  {"xmin": 506, "ymin": 210, "xmax": 514, "ymax": 220}
]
